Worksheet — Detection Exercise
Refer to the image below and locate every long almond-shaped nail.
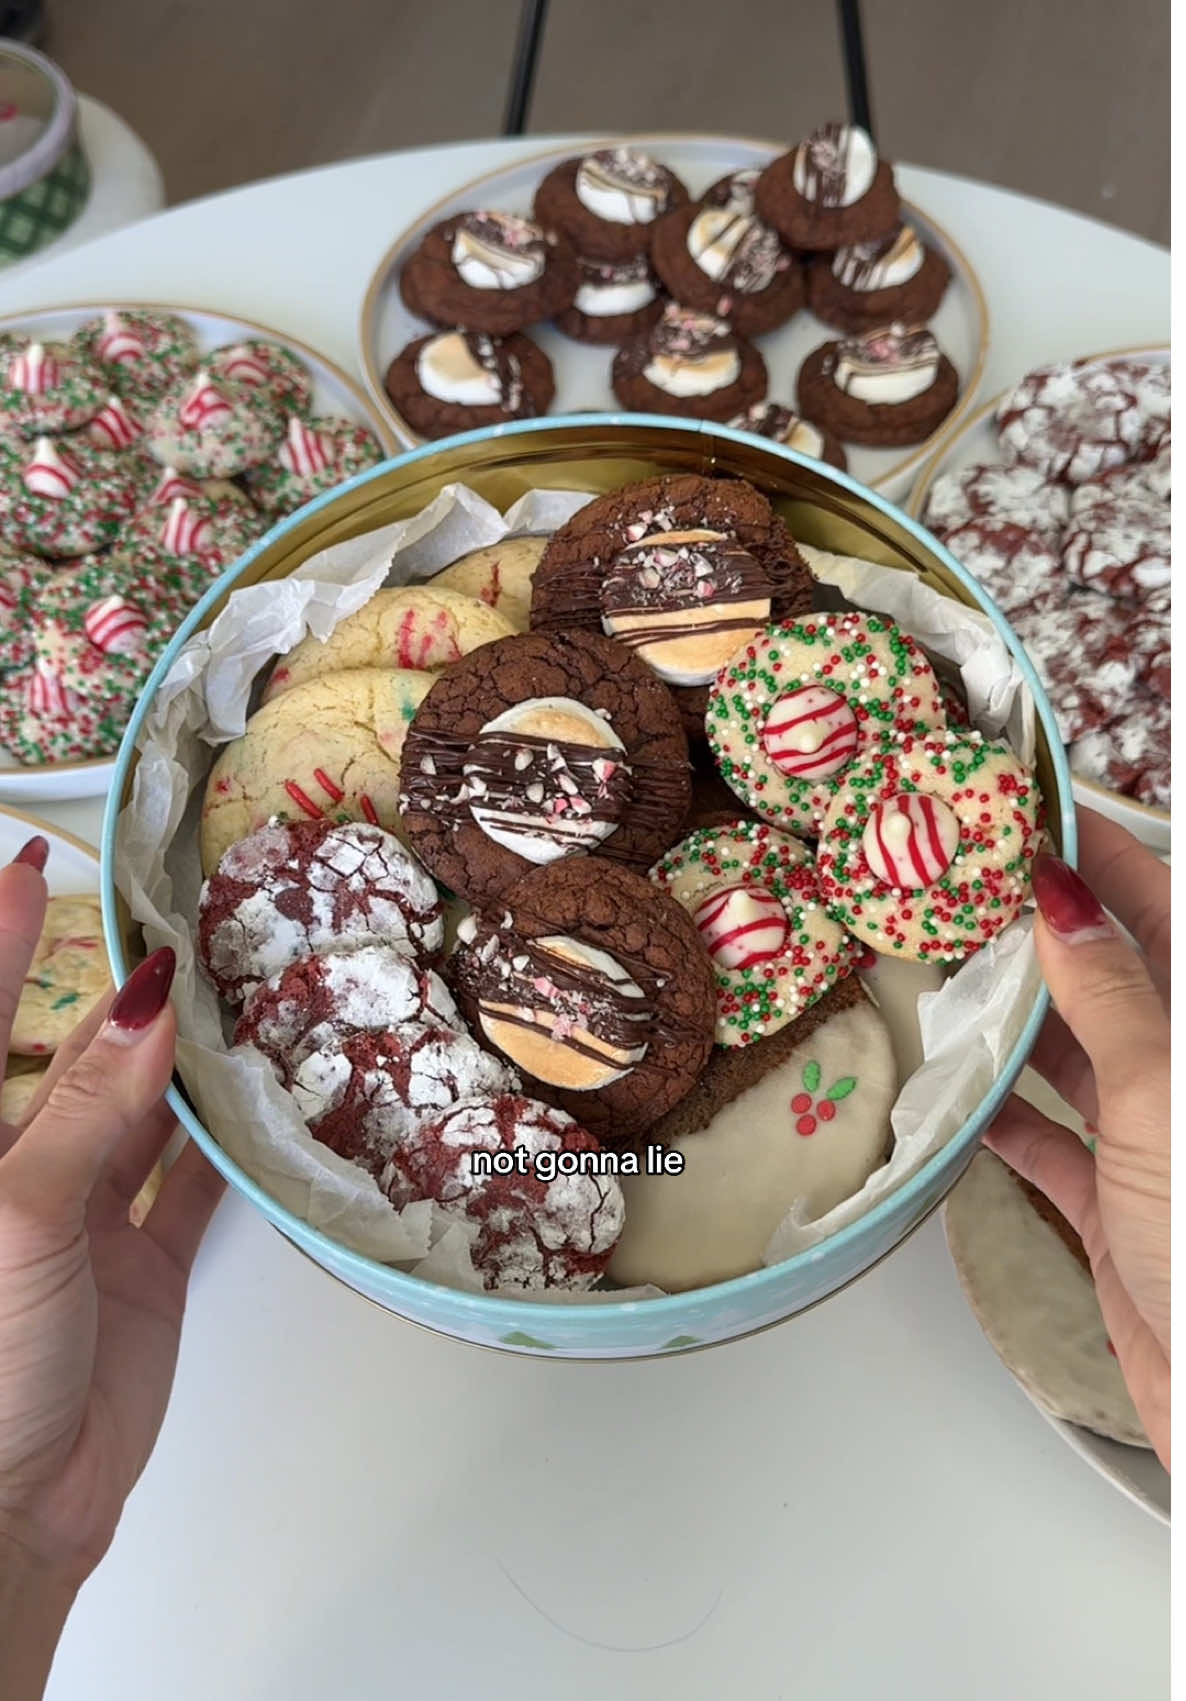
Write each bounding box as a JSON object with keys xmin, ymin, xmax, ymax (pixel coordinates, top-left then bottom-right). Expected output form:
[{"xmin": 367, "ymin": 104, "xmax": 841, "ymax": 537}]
[
  {"xmin": 108, "ymin": 947, "xmax": 176, "ymax": 1038},
  {"xmin": 12, "ymin": 834, "xmax": 48, "ymax": 872},
  {"xmin": 1031, "ymin": 854, "xmax": 1113, "ymax": 945}
]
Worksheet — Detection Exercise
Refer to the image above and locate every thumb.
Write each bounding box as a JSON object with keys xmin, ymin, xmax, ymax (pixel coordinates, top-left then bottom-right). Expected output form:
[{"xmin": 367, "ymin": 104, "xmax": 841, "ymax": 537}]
[{"xmin": 1030, "ymin": 854, "xmax": 1169, "ymax": 1091}]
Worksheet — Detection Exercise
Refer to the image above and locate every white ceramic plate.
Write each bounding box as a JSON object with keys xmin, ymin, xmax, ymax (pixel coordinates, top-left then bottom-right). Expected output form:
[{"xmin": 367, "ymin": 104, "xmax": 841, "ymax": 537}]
[
  {"xmin": 359, "ymin": 133, "xmax": 989, "ymax": 502},
  {"xmin": 909, "ymin": 346, "xmax": 1171, "ymax": 853},
  {"xmin": 0, "ymin": 302, "xmax": 400, "ymax": 808}
]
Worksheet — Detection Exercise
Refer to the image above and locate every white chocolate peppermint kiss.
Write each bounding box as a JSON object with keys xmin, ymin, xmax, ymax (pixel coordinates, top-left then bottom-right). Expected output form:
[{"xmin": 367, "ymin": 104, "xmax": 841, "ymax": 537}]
[
  {"xmin": 415, "ymin": 331, "xmax": 518, "ymax": 408},
  {"xmin": 832, "ymin": 325, "xmax": 940, "ymax": 406},
  {"xmin": 685, "ymin": 208, "xmax": 783, "ymax": 293},
  {"xmin": 862, "ymin": 792, "xmax": 960, "ymax": 889},
  {"xmin": 601, "ymin": 529, "xmax": 770, "ymax": 686},
  {"xmin": 833, "ymin": 225, "xmax": 924, "ymax": 292},
  {"xmin": 23, "ymin": 438, "xmax": 79, "ymax": 499},
  {"xmin": 84, "ymin": 594, "xmax": 148, "ymax": 656},
  {"xmin": 477, "ymin": 934, "xmax": 650, "ymax": 1091},
  {"xmin": 761, "ymin": 685, "xmax": 860, "ymax": 779},
  {"xmin": 451, "ymin": 212, "xmax": 547, "ymax": 291},
  {"xmin": 573, "ymin": 256, "xmax": 655, "ymax": 316},
  {"xmin": 575, "ymin": 148, "xmax": 669, "ymax": 225},
  {"xmin": 793, "ymin": 122, "xmax": 877, "ymax": 207},
  {"xmin": 462, "ymin": 697, "xmax": 629, "ymax": 863},
  {"xmin": 95, "ymin": 311, "xmax": 145, "ymax": 366},
  {"xmin": 692, "ymin": 883, "xmax": 790, "ymax": 971},
  {"xmin": 642, "ymin": 308, "xmax": 740, "ymax": 398},
  {"xmin": 9, "ymin": 341, "xmax": 58, "ymax": 395}
]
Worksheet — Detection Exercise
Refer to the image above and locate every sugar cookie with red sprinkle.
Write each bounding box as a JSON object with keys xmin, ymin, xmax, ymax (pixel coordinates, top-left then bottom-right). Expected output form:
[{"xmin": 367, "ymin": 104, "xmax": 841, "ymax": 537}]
[{"xmin": 0, "ymin": 435, "xmax": 143, "ymax": 557}]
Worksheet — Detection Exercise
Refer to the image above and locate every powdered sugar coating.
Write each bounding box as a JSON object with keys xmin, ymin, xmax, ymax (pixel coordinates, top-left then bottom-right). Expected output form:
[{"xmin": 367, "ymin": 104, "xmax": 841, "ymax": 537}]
[
  {"xmin": 1061, "ymin": 488, "xmax": 1170, "ymax": 599},
  {"xmin": 1071, "ymin": 689, "xmax": 1170, "ymax": 811},
  {"xmin": 382, "ymin": 1093, "xmax": 624, "ymax": 1290},
  {"xmin": 197, "ymin": 818, "xmax": 444, "ymax": 1004},
  {"xmin": 940, "ymin": 520, "xmax": 1064, "ymax": 616},
  {"xmin": 924, "ymin": 461, "xmax": 1068, "ymax": 543},
  {"xmin": 996, "ymin": 361, "xmax": 1147, "ymax": 485},
  {"xmin": 1129, "ymin": 588, "xmax": 1170, "ymax": 701},
  {"xmin": 1008, "ymin": 589, "xmax": 1138, "ymax": 743}
]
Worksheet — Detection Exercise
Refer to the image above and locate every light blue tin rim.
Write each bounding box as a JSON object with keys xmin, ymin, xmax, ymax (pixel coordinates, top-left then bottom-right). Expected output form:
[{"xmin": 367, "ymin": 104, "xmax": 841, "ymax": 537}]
[{"xmin": 101, "ymin": 413, "xmax": 1076, "ymax": 1338}]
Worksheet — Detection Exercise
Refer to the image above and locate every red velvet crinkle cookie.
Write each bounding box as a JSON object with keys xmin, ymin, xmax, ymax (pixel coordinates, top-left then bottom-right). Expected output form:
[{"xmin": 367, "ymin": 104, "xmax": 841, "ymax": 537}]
[
  {"xmin": 706, "ymin": 611, "xmax": 947, "ymax": 835},
  {"xmin": 233, "ymin": 944, "xmax": 459, "ymax": 1084},
  {"xmin": 817, "ymin": 731, "xmax": 1040, "ymax": 963},
  {"xmin": 381, "ymin": 1093, "xmax": 625, "ymax": 1291},
  {"xmin": 939, "ymin": 519, "xmax": 1064, "ymax": 616},
  {"xmin": 1129, "ymin": 588, "xmax": 1170, "ymax": 701},
  {"xmin": 197, "ymin": 818, "xmax": 444, "ymax": 1005},
  {"xmin": 1061, "ymin": 482, "xmax": 1171, "ymax": 600},
  {"xmin": 1008, "ymin": 588, "xmax": 1141, "ymax": 743},
  {"xmin": 1071, "ymin": 689, "xmax": 1170, "ymax": 812},
  {"xmin": 923, "ymin": 462, "xmax": 1069, "ymax": 546},
  {"xmin": 995, "ymin": 360, "xmax": 1147, "ymax": 485}
]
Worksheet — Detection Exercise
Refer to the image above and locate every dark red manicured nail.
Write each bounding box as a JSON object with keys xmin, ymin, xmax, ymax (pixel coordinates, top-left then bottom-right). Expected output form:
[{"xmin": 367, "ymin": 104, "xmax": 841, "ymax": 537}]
[
  {"xmin": 109, "ymin": 947, "xmax": 176, "ymax": 1034},
  {"xmin": 1031, "ymin": 854, "xmax": 1112, "ymax": 943},
  {"xmin": 12, "ymin": 835, "xmax": 48, "ymax": 872}
]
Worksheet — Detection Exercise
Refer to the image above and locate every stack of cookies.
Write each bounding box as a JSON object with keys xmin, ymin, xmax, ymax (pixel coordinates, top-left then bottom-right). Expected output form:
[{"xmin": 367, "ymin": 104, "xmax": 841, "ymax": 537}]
[
  {"xmin": 385, "ymin": 126, "xmax": 961, "ymax": 459},
  {"xmin": 0, "ymin": 311, "xmax": 383, "ymax": 767}
]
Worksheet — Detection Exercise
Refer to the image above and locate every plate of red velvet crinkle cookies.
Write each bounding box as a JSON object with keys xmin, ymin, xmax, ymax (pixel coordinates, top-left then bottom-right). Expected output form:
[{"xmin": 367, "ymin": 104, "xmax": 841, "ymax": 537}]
[
  {"xmin": 0, "ymin": 304, "xmax": 393, "ymax": 802},
  {"xmin": 186, "ymin": 469, "xmax": 1044, "ymax": 1298},
  {"xmin": 913, "ymin": 348, "xmax": 1170, "ymax": 848}
]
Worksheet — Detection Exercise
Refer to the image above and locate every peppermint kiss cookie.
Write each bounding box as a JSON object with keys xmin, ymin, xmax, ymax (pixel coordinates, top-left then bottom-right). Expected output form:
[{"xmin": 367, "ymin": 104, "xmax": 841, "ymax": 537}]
[
  {"xmin": 995, "ymin": 360, "xmax": 1147, "ymax": 485},
  {"xmin": 197, "ymin": 818, "xmax": 444, "ymax": 1005},
  {"xmin": 755, "ymin": 123, "xmax": 900, "ymax": 251},
  {"xmin": 706, "ymin": 611, "xmax": 947, "ymax": 835},
  {"xmin": 399, "ymin": 211, "xmax": 578, "ymax": 334},
  {"xmin": 552, "ymin": 253, "xmax": 665, "ymax": 346},
  {"xmin": 398, "ymin": 629, "xmax": 691, "ymax": 907},
  {"xmin": 430, "ymin": 534, "xmax": 550, "ymax": 632},
  {"xmin": 243, "ymin": 415, "xmax": 384, "ymax": 517},
  {"xmin": 207, "ymin": 339, "xmax": 313, "ymax": 413},
  {"xmin": 384, "ymin": 329, "xmax": 554, "ymax": 439},
  {"xmin": 650, "ymin": 194, "xmax": 803, "ymax": 337},
  {"xmin": 449, "ymin": 857, "xmax": 716, "ymax": 1140},
  {"xmin": 612, "ymin": 304, "xmax": 767, "ymax": 422},
  {"xmin": 0, "ymin": 340, "xmax": 106, "ymax": 438},
  {"xmin": 72, "ymin": 310, "xmax": 199, "ymax": 399},
  {"xmin": 122, "ymin": 485, "xmax": 263, "ymax": 574},
  {"xmin": 82, "ymin": 393, "xmax": 146, "ymax": 454},
  {"xmin": 0, "ymin": 436, "xmax": 142, "ymax": 557},
  {"xmin": 262, "ymin": 585, "xmax": 516, "ymax": 702},
  {"xmin": 147, "ymin": 369, "xmax": 285, "ymax": 476},
  {"xmin": 651, "ymin": 819, "xmax": 857, "ymax": 1046},
  {"xmin": 797, "ymin": 324, "xmax": 959, "ymax": 447},
  {"xmin": 534, "ymin": 147, "xmax": 689, "ymax": 262},
  {"xmin": 728, "ymin": 402, "xmax": 847, "ymax": 470},
  {"xmin": 807, "ymin": 223, "xmax": 949, "ymax": 333},
  {"xmin": 817, "ymin": 731, "xmax": 1040, "ymax": 962},
  {"xmin": 382, "ymin": 1094, "xmax": 625, "ymax": 1291}
]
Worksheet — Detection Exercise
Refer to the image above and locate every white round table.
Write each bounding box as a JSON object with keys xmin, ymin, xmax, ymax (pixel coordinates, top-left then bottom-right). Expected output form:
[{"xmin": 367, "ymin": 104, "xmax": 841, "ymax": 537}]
[{"xmin": 2, "ymin": 139, "xmax": 1167, "ymax": 1701}]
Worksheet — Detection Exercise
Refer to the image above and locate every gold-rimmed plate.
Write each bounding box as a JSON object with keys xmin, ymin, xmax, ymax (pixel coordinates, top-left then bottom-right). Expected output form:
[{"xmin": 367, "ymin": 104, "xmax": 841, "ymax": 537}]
[
  {"xmin": 358, "ymin": 133, "xmax": 989, "ymax": 501},
  {"xmin": 0, "ymin": 301, "xmax": 401, "ymax": 807},
  {"xmin": 909, "ymin": 345, "xmax": 1171, "ymax": 852}
]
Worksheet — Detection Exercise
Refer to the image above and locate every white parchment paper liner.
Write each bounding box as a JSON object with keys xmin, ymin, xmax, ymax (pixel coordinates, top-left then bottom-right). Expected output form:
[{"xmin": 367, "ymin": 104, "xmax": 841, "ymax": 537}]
[{"xmin": 115, "ymin": 501, "xmax": 1044, "ymax": 1298}]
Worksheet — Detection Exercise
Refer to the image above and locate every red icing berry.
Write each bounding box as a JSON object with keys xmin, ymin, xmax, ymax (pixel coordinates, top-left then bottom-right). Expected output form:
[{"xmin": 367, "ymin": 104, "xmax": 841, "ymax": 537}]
[
  {"xmin": 796, "ymin": 1114, "xmax": 817, "ymax": 1136},
  {"xmin": 791, "ymin": 1092, "xmax": 812, "ymax": 1113},
  {"xmin": 817, "ymin": 1100, "xmax": 837, "ymax": 1122}
]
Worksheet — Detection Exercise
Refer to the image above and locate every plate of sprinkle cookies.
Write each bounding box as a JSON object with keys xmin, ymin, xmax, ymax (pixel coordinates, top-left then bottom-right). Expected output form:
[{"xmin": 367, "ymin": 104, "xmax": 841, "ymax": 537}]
[
  {"xmin": 101, "ymin": 414, "xmax": 1073, "ymax": 1358},
  {"xmin": 0, "ymin": 303, "xmax": 397, "ymax": 804},
  {"xmin": 911, "ymin": 346, "xmax": 1170, "ymax": 851},
  {"xmin": 359, "ymin": 130, "xmax": 988, "ymax": 498}
]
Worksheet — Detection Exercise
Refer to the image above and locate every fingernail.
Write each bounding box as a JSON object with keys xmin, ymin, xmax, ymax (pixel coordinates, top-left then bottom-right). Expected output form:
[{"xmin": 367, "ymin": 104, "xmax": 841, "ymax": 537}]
[
  {"xmin": 12, "ymin": 834, "xmax": 48, "ymax": 872},
  {"xmin": 1031, "ymin": 854, "xmax": 1113, "ymax": 944},
  {"xmin": 108, "ymin": 947, "xmax": 176, "ymax": 1038}
]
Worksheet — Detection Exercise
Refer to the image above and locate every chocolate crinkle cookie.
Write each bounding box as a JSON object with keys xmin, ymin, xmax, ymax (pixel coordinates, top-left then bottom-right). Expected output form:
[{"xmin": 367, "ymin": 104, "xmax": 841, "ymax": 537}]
[{"xmin": 612, "ymin": 303, "xmax": 767, "ymax": 422}]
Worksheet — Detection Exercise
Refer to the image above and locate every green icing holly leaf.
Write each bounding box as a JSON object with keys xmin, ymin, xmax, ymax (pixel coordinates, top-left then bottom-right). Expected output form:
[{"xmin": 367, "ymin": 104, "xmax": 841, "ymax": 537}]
[
  {"xmin": 802, "ymin": 1059, "xmax": 821, "ymax": 1093},
  {"xmin": 826, "ymin": 1076, "xmax": 857, "ymax": 1101}
]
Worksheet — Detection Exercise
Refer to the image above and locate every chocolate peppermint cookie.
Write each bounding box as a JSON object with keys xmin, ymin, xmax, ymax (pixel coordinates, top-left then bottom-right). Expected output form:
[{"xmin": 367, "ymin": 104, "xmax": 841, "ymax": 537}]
[
  {"xmin": 399, "ymin": 210, "xmax": 578, "ymax": 335},
  {"xmin": 650, "ymin": 190, "xmax": 803, "ymax": 337},
  {"xmin": 529, "ymin": 472, "xmax": 813, "ymax": 734},
  {"xmin": 612, "ymin": 304, "xmax": 767, "ymax": 422},
  {"xmin": 727, "ymin": 402, "xmax": 847, "ymax": 470},
  {"xmin": 807, "ymin": 223, "xmax": 950, "ymax": 333},
  {"xmin": 398, "ymin": 628, "xmax": 691, "ymax": 907},
  {"xmin": 756, "ymin": 122, "xmax": 900, "ymax": 251},
  {"xmin": 384, "ymin": 329, "xmax": 554, "ymax": 440},
  {"xmin": 448, "ymin": 857, "xmax": 716, "ymax": 1140},
  {"xmin": 797, "ymin": 324, "xmax": 959, "ymax": 447},
  {"xmin": 533, "ymin": 147, "xmax": 689, "ymax": 262},
  {"xmin": 552, "ymin": 252, "xmax": 665, "ymax": 345}
]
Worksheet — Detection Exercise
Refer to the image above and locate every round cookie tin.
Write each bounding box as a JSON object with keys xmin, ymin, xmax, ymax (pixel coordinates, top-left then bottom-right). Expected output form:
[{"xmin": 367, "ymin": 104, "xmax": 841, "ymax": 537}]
[{"xmin": 102, "ymin": 414, "xmax": 1074, "ymax": 1360}]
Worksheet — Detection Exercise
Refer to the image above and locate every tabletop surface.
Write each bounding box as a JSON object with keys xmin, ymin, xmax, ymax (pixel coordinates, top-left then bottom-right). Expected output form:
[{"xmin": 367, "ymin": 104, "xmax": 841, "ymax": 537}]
[{"xmin": 3, "ymin": 137, "xmax": 1167, "ymax": 1701}]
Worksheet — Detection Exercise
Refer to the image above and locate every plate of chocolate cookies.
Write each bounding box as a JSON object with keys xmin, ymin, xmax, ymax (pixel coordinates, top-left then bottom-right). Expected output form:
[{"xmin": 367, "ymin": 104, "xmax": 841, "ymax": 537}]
[{"xmin": 359, "ymin": 130, "xmax": 988, "ymax": 499}]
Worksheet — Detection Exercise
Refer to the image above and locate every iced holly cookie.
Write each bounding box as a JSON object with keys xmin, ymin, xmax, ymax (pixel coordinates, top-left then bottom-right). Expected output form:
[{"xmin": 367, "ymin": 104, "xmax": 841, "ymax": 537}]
[
  {"xmin": 728, "ymin": 401, "xmax": 847, "ymax": 470},
  {"xmin": 384, "ymin": 329, "xmax": 554, "ymax": 440},
  {"xmin": 399, "ymin": 211, "xmax": 578, "ymax": 335},
  {"xmin": 534, "ymin": 147, "xmax": 689, "ymax": 263},
  {"xmin": 72, "ymin": 310, "xmax": 199, "ymax": 399},
  {"xmin": 552, "ymin": 253, "xmax": 665, "ymax": 346},
  {"xmin": 995, "ymin": 360, "xmax": 1148, "ymax": 485},
  {"xmin": 449, "ymin": 857, "xmax": 716, "ymax": 1141},
  {"xmin": 530, "ymin": 472, "xmax": 812, "ymax": 735},
  {"xmin": 234, "ymin": 944, "xmax": 459, "ymax": 1085},
  {"xmin": 609, "ymin": 977, "xmax": 895, "ymax": 1291},
  {"xmin": 755, "ymin": 123, "xmax": 900, "ymax": 252},
  {"xmin": 207, "ymin": 339, "xmax": 313, "ymax": 413},
  {"xmin": 146, "ymin": 369, "xmax": 284, "ymax": 476},
  {"xmin": 650, "ymin": 193, "xmax": 802, "ymax": 337},
  {"xmin": 923, "ymin": 461, "xmax": 1069, "ymax": 547},
  {"xmin": 382, "ymin": 1094, "xmax": 625, "ymax": 1291},
  {"xmin": 262, "ymin": 585, "xmax": 515, "ymax": 702},
  {"xmin": 0, "ymin": 340, "xmax": 106, "ymax": 438},
  {"xmin": 243, "ymin": 415, "xmax": 383, "ymax": 517},
  {"xmin": 197, "ymin": 818, "xmax": 444, "ymax": 1005},
  {"xmin": 612, "ymin": 304, "xmax": 766, "ymax": 422},
  {"xmin": 817, "ymin": 730, "xmax": 1040, "ymax": 962},
  {"xmin": 797, "ymin": 324, "xmax": 959, "ymax": 447},
  {"xmin": 0, "ymin": 436, "xmax": 142, "ymax": 557},
  {"xmin": 650, "ymin": 819, "xmax": 857, "ymax": 1046},
  {"xmin": 199, "ymin": 666, "xmax": 434, "ymax": 873},
  {"xmin": 431, "ymin": 533, "xmax": 549, "ymax": 632},
  {"xmin": 398, "ymin": 629, "xmax": 691, "ymax": 906},
  {"xmin": 808, "ymin": 223, "xmax": 949, "ymax": 333},
  {"xmin": 11, "ymin": 895, "xmax": 111, "ymax": 1055},
  {"xmin": 706, "ymin": 611, "xmax": 947, "ymax": 834}
]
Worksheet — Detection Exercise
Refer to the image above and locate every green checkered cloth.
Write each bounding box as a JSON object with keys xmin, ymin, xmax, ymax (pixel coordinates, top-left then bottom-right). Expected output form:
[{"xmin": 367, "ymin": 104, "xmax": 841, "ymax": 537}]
[{"xmin": 0, "ymin": 137, "xmax": 89, "ymax": 263}]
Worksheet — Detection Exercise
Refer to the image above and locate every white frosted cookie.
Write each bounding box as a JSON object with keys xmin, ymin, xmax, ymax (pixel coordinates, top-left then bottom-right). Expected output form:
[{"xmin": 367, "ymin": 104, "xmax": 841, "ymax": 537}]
[
  {"xmin": 1, "ymin": 1065, "xmax": 47, "ymax": 1121},
  {"xmin": 608, "ymin": 984, "xmax": 895, "ymax": 1291},
  {"xmin": 430, "ymin": 534, "xmax": 549, "ymax": 632},
  {"xmin": 199, "ymin": 666, "xmax": 433, "ymax": 873},
  {"xmin": 263, "ymin": 586, "xmax": 517, "ymax": 702},
  {"xmin": 12, "ymin": 895, "xmax": 112, "ymax": 1055}
]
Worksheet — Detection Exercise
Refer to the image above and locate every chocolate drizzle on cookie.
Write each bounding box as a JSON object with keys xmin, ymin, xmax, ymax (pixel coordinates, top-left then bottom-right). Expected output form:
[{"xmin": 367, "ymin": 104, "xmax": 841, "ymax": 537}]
[
  {"xmin": 451, "ymin": 212, "xmax": 547, "ymax": 290},
  {"xmin": 600, "ymin": 533, "xmax": 771, "ymax": 684},
  {"xmin": 462, "ymin": 729, "xmax": 634, "ymax": 854},
  {"xmin": 702, "ymin": 169, "xmax": 761, "ymax": 214},
  {"xmin": 831, "ymin": 324, "xmax": 940, "ymax": 403},
  {"xmin": 832, "ymin": 225, "xmax": 922, "ymax": 291},
  {"xmin": 577, "ymin": 148, "xmax": 669, "ymax": 218},
  {"xmin": 686, "ymin": 209, "xmax": 785, "ymax": 295}
]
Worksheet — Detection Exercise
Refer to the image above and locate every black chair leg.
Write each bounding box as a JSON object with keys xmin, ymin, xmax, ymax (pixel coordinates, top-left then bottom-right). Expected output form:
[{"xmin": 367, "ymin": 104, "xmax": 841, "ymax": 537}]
[
  {"xmin": 502, "ymin": 0, "xmax": 551, "ymax": 137},
  {"xmin": 836, "ymin": 0, "xmax": 874, "ymax": 139}
]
